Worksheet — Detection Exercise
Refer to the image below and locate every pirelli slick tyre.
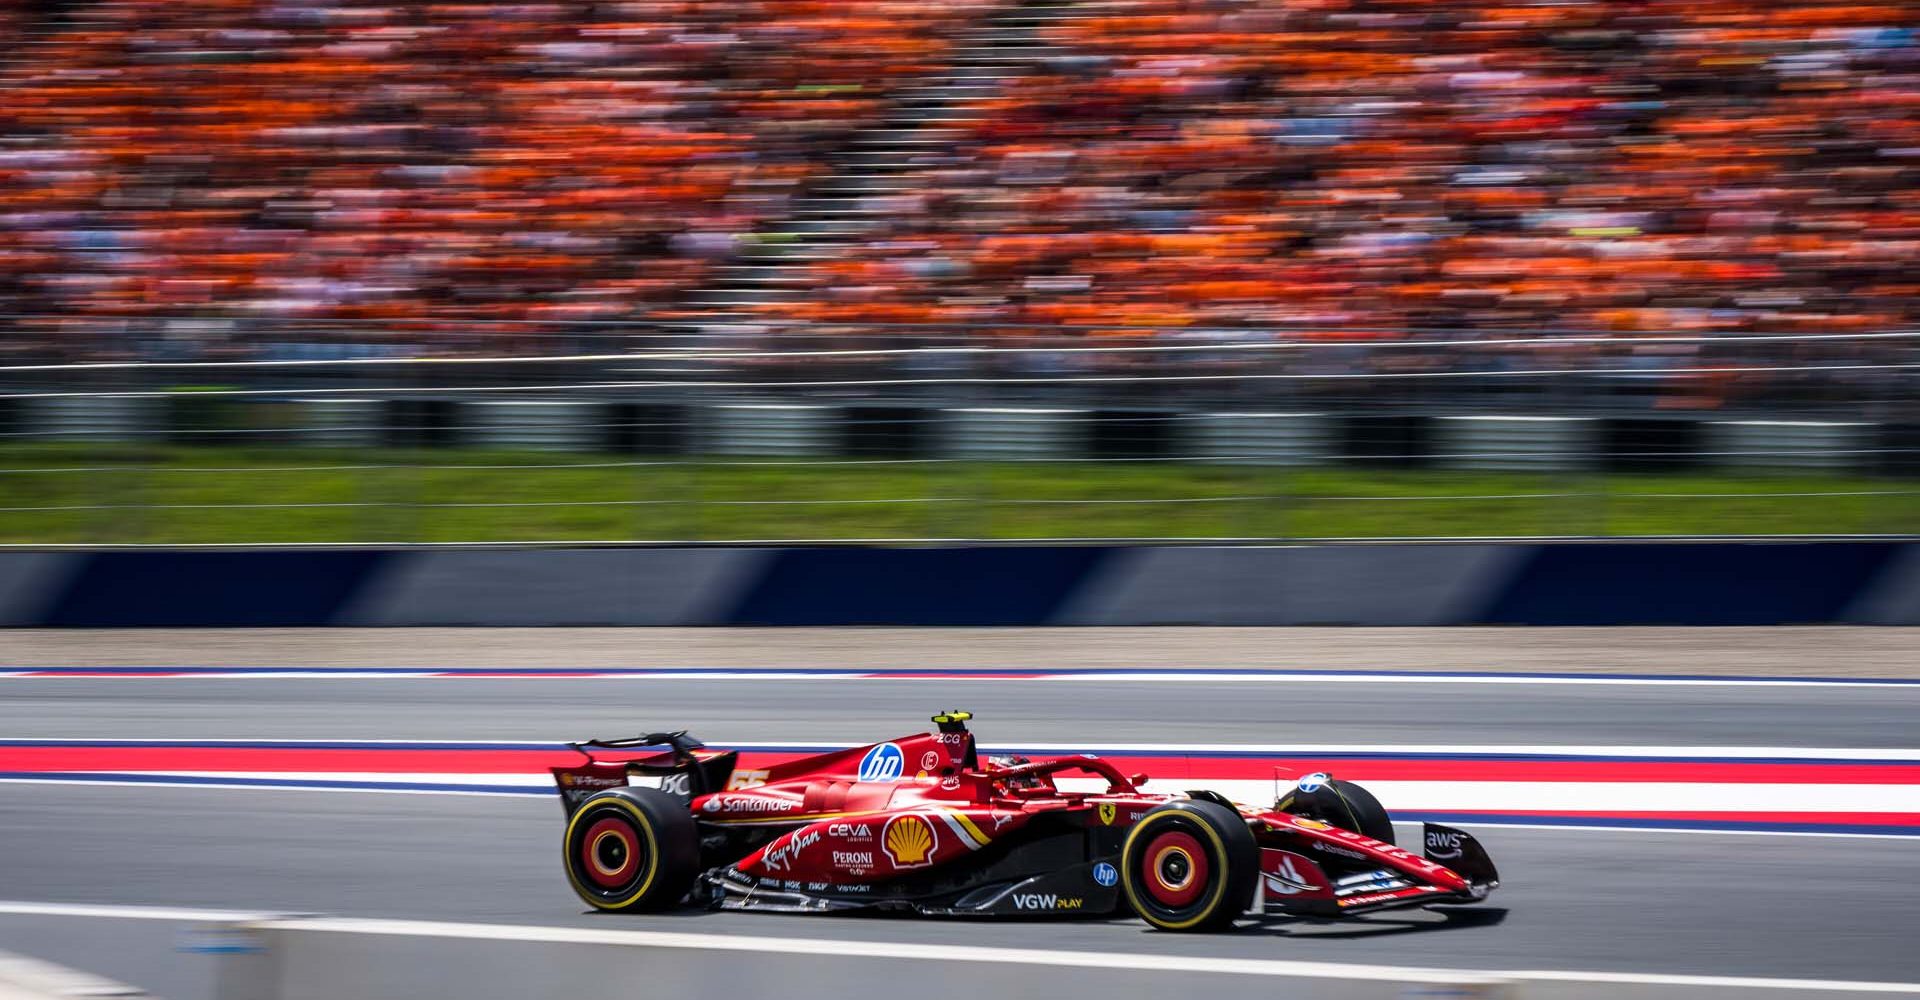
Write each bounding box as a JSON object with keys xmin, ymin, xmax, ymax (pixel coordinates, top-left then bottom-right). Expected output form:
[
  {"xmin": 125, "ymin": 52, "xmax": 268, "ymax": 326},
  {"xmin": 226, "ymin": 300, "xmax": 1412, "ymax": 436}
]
[
  {"xmin": 1277, "ymin": 778, "xmax": 1395, "ymax": 846},
  {"xmin": 563, "ymin": 788, "xmax": 699, "ymax": 912},
  {"xmin": 1120, "ymin": 800, "xmax": 1259, "ymax": 932}
]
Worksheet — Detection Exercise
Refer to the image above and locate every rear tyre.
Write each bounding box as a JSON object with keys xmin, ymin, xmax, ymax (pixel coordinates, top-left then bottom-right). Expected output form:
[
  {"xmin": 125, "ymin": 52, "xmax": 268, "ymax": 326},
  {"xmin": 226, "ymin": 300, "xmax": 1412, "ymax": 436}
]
[
  {"xmin": 1277, "ymin": 778, "xmax": 1395, "ymax": 845},
  {"xmin": 1120, "ymin": 800, "xmax": 1258, "ymax": 932},
  {"xmin": 563, "ymin": 788, "xmax": 699, "ymax": 911}
]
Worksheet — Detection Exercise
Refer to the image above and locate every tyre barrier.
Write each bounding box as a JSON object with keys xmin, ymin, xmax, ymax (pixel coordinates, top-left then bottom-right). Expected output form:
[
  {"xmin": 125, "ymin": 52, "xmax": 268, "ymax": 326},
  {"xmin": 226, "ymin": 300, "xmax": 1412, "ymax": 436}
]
[{"xmin": 2, "ymin": 540, "xmax": 1919, "ymax": 627}]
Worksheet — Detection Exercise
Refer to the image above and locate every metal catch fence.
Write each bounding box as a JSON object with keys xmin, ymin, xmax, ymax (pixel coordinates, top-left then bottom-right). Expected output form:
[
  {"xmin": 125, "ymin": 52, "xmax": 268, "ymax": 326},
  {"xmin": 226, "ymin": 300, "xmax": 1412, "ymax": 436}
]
[{"xmin": 1, "ymin": 323, "xmax": 1917, "ymax": 544}]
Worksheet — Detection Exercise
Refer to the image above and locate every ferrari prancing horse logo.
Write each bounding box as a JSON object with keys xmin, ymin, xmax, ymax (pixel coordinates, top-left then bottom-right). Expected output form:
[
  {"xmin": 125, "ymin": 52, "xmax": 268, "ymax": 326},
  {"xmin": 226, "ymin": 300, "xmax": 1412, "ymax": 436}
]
[{"xmin": 1097, "ymin": 803, "xmax": 1117, "ymax": 826}]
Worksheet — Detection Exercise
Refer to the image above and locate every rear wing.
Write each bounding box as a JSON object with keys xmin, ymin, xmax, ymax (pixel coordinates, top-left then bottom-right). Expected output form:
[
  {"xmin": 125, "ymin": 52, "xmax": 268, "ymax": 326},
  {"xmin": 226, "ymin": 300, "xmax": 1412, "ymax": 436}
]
[{"xmin": 550, "ymin": 730, "xmax": 736, "ymax": 816}]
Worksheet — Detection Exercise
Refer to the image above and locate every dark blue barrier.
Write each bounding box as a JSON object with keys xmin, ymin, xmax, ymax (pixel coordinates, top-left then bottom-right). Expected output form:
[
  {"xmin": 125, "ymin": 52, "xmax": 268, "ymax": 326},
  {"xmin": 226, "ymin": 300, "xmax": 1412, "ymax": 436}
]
[
  {"xmin": 1475, "ymin": 543, "xmax": 1900, "ymax": 626},
  {"xmin": 725, "ymin": 546, "xmax": 1115, "ymax": 626},
  {"xmin": 3, "ymin": 542, "xmax": 1914, "ymax": 627},
  {"xmin": 41, "ymin": 550, "xmax": 395, "ymax": 627}
]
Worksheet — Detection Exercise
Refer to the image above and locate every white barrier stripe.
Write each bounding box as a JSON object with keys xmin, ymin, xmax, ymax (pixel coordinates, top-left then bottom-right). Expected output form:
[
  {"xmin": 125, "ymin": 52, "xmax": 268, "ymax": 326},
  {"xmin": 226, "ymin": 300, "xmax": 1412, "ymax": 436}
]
[{"xmin": 1049, "ymin": 778, "xmax": 1920, "ymax": 814}]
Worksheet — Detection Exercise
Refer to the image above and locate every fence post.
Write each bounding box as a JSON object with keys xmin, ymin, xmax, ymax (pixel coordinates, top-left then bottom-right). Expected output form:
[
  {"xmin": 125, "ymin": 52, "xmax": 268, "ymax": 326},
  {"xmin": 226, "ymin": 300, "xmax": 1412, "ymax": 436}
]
[{"xmin": 122, "ymin": 365, "xmax": 153, "ymax": 544}]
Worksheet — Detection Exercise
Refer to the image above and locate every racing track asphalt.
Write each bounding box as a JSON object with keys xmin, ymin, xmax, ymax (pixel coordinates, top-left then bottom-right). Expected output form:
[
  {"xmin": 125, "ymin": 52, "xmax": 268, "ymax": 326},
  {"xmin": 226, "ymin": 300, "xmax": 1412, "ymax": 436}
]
[
  {"xmin": 4, "ymin": 784, "xmax": 1918, "ymax": 999},
  {"xmin": 1, "ymin": 628, "xmax": 1918, "ymax": 998},
  {"xmin": 2, "ymin": 671, "xmax": 1919, "ymax": 746},
  {"xmin": 7, "ymin": 626, "xmax": 1920, "ymax": 677}
]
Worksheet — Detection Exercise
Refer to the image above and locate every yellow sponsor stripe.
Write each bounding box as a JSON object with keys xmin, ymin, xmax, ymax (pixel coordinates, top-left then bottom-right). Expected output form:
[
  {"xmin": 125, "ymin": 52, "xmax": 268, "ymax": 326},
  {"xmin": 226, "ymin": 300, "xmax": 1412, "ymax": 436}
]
[{"xmin": 950, "ymin": 811, "xmax": 991, "ymax": 847}]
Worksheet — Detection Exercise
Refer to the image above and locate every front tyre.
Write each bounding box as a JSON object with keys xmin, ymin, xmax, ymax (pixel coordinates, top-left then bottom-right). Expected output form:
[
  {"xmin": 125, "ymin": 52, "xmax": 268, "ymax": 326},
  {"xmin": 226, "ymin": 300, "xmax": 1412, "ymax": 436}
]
[
  {"xmin": 1120, "ymin": 799, "xmax": 1258, "ymax": 932},
  {"xmin": 1277, "ymin": 778, "xmax": 1395, "ymax": 845},
  {"xmin": 563, "ymin": 788, "xmax": 698, "ymax": 911}
]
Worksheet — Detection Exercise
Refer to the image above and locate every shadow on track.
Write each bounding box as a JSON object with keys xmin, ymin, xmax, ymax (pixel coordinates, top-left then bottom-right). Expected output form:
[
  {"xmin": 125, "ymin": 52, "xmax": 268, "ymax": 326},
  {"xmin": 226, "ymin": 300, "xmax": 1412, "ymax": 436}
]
[{"xmin": 1239, "ymin": 906, "xmax": 1510, "ymax": 940}]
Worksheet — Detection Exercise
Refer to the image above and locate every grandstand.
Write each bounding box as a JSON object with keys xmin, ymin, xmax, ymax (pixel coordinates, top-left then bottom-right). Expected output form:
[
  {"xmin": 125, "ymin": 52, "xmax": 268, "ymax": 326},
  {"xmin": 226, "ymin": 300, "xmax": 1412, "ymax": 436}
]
[
  {"xmin": 0, "ymin": 0, "xmax": 992, "ymax": 350},
  {"xmin": 0, "ymin": 1, "xmax": 1914, "ymax": 362},
  {"xmin": 758, "ymin": 1, "xmax": 1920, "ymax": 339}
]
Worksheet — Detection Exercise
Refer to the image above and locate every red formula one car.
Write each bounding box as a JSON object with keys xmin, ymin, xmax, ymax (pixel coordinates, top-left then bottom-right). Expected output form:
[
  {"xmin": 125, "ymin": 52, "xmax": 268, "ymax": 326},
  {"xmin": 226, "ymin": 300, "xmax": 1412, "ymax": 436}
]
[{"xmin": 554, "ymin": 712, "xmax": 1499, "ymax": 931}]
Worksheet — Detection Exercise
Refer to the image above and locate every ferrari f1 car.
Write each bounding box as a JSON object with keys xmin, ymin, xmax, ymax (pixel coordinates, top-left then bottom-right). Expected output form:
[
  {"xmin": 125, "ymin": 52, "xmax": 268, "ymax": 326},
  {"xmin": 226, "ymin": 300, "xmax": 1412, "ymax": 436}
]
[{"xmin": 554, "ymin": 712, "xmax": 1499, "ymax": 931}]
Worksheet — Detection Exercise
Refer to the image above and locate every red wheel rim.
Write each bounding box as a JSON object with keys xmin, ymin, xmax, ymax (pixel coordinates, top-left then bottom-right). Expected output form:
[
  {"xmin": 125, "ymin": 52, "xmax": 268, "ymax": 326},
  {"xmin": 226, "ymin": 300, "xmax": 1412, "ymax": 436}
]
[
  {"xmin": 1142, "ymin": 829, "xmax": 1208, "ymax": 908},
  {"xmin": 580, "ymin": 817, "xmax": 640, "ymax": 889}
]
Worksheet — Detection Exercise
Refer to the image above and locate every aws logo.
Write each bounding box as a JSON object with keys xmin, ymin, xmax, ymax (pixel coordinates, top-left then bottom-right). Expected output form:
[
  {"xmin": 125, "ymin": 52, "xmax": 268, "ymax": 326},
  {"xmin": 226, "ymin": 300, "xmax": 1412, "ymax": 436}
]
[
  {"xmin": 1425, "ymin": 830, "xmax": 1465, "ymax": 860},
  {"xmin": 883, "ymin": 814, "xmax": 937, "ymax": 868}
]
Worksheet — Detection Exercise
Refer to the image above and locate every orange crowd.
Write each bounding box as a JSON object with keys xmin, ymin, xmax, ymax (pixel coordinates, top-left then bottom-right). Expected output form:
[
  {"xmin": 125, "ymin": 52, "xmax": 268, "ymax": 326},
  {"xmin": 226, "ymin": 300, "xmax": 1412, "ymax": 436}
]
[
  {"xmin": 0, "ymin": 0, "xmax": 983, "ymax": 354},
  {"xmin": 0, "ymin": 1, "xmax": 1916, "ymax": 358},
  {"xmin": 765, "ymin": 0, "xmax": 1920, "ymax": 341}
]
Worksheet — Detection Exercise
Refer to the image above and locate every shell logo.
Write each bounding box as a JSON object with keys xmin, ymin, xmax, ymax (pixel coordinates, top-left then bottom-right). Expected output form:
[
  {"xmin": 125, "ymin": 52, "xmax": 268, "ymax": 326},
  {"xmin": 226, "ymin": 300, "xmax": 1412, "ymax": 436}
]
[{"xmin": 883, "ymin": 814, "xmax": 937, "ymax": 868}]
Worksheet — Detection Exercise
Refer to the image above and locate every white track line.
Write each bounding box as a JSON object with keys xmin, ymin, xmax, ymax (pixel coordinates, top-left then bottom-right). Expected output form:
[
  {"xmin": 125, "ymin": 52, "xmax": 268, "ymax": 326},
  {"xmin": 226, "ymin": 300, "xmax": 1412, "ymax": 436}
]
[
  {"xmin": 1, "ymin": 777, "xmax": 1915, "ymax": 838},
  {"xmin": 1, "ymin": 903, "xmax": 1915, "ymax": 992},
  {"xmin": 0, "ymin": 901, "xmax": 274, "ymax": 922},
  {"xmin": 5, "ymin": 773, "xmax": 1919, "ymax": 839}
]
